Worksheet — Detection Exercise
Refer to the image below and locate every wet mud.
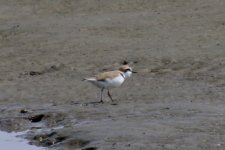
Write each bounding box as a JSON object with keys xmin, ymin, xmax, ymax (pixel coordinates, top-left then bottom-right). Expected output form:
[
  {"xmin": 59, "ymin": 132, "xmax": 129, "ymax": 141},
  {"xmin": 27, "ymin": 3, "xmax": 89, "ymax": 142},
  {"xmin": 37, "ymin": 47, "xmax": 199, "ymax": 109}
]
[{"xmin": 1, "ymin": 0, "xmax": 225, "ymax": 149}]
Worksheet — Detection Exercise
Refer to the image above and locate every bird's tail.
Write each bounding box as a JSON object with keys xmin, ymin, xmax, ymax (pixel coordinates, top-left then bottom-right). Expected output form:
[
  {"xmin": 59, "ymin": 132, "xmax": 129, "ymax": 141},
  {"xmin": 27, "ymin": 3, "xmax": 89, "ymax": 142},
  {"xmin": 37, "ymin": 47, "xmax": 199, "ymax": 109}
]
[{"xmin": 82, "ymin": 77, "xmax": 96, "ymax": 82}]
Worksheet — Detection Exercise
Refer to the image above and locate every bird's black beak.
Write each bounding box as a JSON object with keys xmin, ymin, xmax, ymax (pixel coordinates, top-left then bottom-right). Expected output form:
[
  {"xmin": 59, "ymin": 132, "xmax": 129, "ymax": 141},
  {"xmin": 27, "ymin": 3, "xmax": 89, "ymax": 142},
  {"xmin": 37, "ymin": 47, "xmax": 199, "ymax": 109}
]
[{"xmin": 132, "ymin": 71, "xmax": 137, "ymax": 73}]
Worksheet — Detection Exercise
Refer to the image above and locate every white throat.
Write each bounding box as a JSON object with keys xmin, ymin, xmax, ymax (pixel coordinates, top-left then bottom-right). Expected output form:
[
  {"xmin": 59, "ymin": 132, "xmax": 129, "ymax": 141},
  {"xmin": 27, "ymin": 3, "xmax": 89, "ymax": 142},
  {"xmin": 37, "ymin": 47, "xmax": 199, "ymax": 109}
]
[{"xmin": 123, "ymin": 71, "xmax": 132, "ymax": 78}]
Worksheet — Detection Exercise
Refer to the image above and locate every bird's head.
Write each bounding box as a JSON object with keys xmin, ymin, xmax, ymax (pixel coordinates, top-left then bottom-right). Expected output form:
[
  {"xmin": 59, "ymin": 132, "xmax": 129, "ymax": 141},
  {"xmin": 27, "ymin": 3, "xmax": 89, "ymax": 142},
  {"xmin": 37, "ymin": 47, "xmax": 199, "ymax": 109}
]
[{"xmin": 119, "ymin": 65, "xmax": 137, "ymax": 78}]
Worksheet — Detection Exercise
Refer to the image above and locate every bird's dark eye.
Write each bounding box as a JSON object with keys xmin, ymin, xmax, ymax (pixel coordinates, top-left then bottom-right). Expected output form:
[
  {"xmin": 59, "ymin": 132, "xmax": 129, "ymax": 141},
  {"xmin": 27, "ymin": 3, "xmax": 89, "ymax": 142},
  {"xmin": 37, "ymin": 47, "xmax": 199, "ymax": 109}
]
[{"xmin": 125, "ymin": 68, "xmax": 131, "ymax": 72}]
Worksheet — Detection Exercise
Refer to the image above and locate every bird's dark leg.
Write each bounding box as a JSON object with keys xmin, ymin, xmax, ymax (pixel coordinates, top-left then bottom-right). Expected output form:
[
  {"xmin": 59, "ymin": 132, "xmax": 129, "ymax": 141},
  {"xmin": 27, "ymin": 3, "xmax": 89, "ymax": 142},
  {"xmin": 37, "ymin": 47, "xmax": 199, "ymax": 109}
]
[
  {"xmin": 100, "ymin": 88, "xmax": 104, "ymax": 103},
  {"xmin": 107, "ymin": 89, "xmax": 113, "ymax": 102}
]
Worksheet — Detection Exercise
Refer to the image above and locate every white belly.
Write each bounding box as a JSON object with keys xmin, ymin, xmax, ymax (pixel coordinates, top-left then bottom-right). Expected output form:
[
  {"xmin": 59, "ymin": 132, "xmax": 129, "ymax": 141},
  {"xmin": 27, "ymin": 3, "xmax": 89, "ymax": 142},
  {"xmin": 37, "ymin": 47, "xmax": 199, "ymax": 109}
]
[
  {"xmin": 92, "ymin": 75, "xmax": 125, "ymax": 89},
  {"xmin": 106, "ymin": 75, "xmax": 125, "ymax": 88}
]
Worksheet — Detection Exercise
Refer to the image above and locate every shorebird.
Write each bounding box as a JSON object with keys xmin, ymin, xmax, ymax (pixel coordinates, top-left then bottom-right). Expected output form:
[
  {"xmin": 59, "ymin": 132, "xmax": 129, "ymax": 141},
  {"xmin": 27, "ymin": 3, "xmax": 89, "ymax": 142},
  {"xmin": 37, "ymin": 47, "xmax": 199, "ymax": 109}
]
[{"xmin": 83, "ymin": 64, "xmax": 136, "ymax": 103}]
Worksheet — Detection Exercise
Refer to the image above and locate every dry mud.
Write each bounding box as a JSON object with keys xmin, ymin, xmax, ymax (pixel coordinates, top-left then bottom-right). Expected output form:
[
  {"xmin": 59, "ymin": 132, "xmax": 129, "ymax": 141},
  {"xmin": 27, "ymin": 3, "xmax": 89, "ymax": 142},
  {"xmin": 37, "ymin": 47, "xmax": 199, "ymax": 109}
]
[{"xmin": 1, "ymin": 0, "xmax": 225, "ymax": 150}]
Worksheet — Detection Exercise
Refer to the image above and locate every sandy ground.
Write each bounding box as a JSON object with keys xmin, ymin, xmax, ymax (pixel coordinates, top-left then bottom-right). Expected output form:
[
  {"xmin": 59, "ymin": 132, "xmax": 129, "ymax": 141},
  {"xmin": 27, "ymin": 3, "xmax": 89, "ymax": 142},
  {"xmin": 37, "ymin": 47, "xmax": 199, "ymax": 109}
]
[{"xmin": 1, "ymin": 0, "xmax": 225, "ymax": 149}]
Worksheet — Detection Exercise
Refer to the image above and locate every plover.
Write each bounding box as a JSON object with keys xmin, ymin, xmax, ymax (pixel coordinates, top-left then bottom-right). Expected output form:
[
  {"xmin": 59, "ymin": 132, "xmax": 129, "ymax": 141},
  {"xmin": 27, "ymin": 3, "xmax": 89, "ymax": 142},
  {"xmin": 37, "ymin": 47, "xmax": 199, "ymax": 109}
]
[{"xmin": 83, "ymin": 64, "xmax": 136, "ymax": 103}]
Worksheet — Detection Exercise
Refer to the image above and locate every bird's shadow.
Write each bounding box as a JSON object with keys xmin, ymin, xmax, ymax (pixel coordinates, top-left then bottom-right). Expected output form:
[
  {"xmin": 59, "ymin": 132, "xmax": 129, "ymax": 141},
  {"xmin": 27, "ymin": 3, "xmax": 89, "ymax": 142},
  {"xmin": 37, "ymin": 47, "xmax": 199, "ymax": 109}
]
[{"xmin": 71, "ymin": 101, "xmax": 117, "ymax": 106}]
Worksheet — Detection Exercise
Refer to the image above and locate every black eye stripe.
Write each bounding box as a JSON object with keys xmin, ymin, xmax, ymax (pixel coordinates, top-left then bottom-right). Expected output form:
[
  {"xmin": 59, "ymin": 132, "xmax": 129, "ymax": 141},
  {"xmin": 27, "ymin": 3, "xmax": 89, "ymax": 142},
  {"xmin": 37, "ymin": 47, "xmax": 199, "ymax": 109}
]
[{"xmin": 125, "ymin": 68, "xmax": 131, "ymax": 71}]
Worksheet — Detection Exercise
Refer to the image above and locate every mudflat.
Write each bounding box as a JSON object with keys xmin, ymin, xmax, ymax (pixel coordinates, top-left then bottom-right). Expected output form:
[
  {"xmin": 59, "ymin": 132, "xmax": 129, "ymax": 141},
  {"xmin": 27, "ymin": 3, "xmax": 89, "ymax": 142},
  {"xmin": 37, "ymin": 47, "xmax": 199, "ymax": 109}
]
[{"xmin": 1, "ymin": 0, "xmax": 225, "ymax": 149}]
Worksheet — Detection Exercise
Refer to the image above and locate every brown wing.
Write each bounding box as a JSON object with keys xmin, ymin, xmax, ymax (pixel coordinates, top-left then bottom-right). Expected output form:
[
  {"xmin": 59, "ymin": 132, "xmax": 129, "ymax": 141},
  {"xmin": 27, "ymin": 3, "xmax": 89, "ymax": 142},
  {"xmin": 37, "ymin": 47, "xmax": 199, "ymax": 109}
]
[{"xmin": 96, "ymin": 71, "xmax": 121, "ymax": 81}]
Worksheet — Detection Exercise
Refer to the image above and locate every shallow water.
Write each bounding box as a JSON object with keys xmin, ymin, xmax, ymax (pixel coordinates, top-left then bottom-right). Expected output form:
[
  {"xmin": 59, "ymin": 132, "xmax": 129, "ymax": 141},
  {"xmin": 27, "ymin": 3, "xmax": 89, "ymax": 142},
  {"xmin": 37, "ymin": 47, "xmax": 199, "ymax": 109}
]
[{"xmin": 0, "ymin": 131, "xmax": 45, "ymax": 150}]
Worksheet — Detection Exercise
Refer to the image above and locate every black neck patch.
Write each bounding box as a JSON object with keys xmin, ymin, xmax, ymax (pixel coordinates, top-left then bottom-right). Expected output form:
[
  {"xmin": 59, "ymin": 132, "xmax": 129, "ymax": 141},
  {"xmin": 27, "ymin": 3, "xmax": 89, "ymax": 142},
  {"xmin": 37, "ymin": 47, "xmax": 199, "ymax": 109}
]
[{"xmin": 120, "ymin": 73, "xmax": 125, "ymax": 79}]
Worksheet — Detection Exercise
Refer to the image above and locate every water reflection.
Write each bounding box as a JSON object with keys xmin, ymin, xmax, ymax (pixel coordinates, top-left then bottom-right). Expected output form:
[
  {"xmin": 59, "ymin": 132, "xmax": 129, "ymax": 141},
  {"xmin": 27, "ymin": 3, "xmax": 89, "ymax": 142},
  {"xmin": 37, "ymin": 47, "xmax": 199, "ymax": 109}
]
[{"xmin": 0, "ymin": 131, "xmax": 45, "ymax": 150}]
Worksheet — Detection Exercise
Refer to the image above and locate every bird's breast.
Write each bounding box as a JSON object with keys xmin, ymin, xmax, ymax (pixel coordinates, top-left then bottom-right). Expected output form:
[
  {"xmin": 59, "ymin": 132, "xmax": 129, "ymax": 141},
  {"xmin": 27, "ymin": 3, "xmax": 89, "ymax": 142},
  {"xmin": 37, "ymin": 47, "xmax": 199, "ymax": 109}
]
[{"xmin": 106, "ymin": 75, "xmax": 125, "ymax": 88}]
